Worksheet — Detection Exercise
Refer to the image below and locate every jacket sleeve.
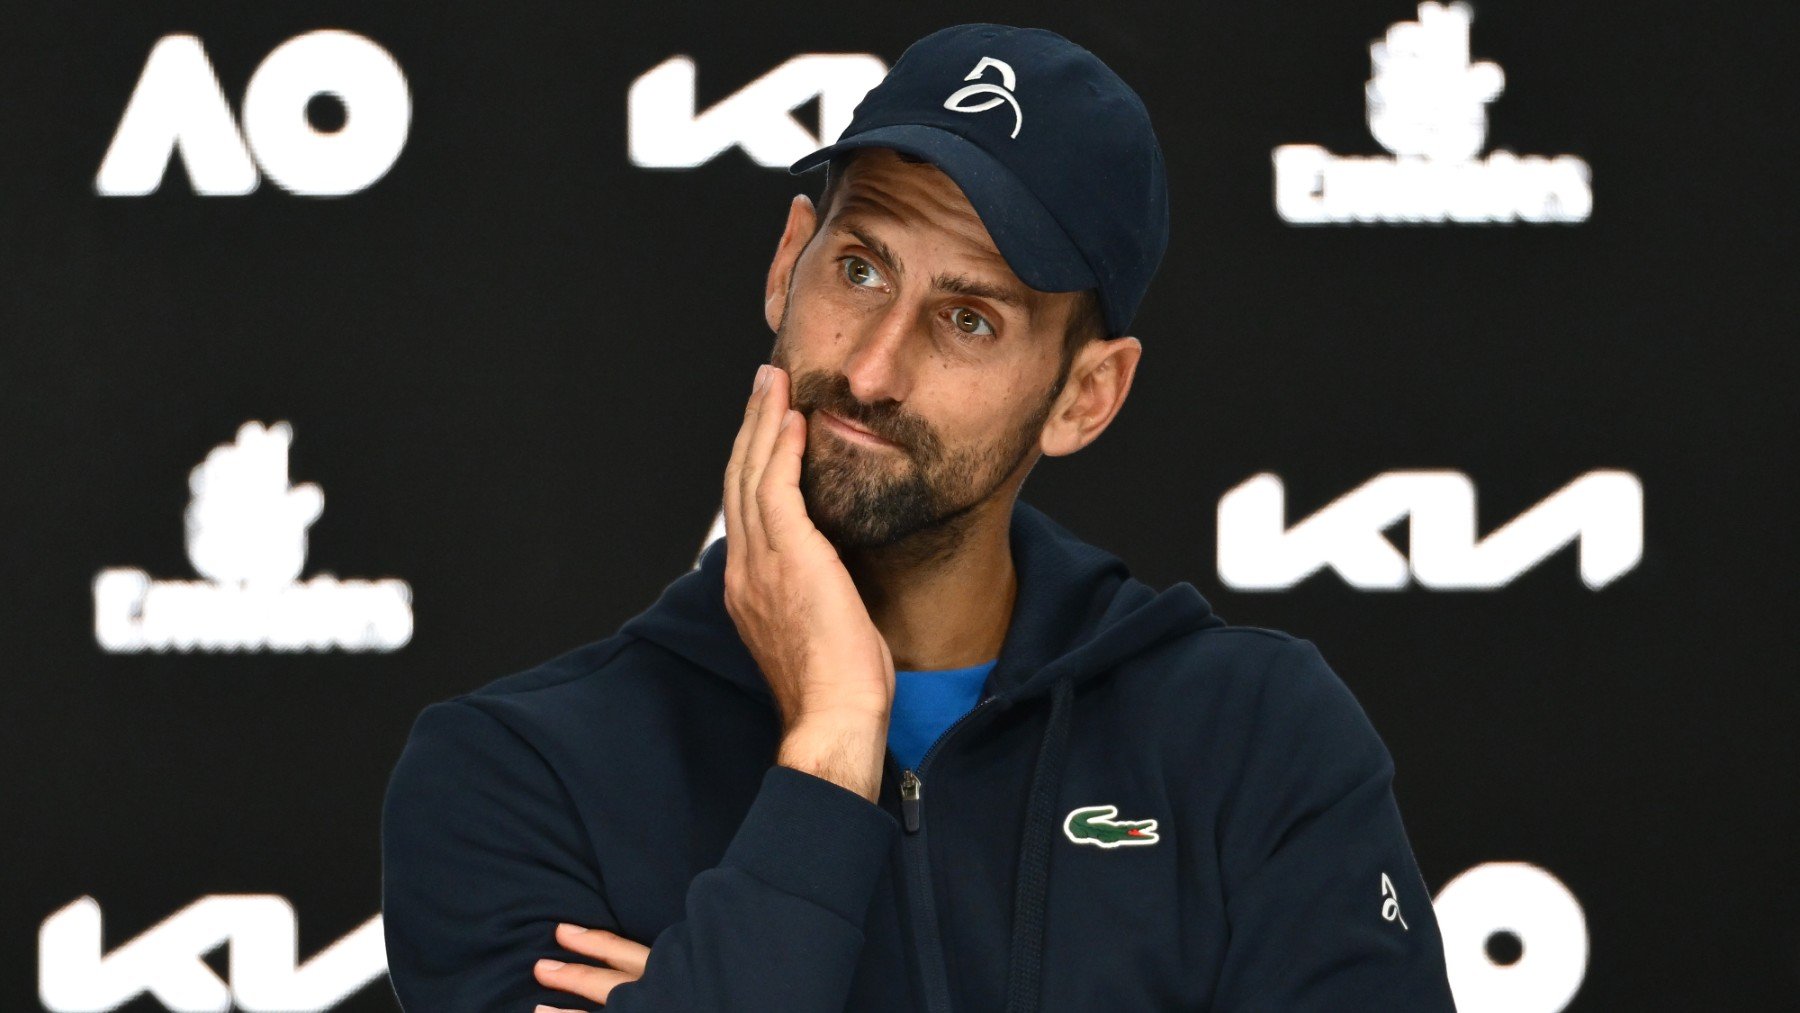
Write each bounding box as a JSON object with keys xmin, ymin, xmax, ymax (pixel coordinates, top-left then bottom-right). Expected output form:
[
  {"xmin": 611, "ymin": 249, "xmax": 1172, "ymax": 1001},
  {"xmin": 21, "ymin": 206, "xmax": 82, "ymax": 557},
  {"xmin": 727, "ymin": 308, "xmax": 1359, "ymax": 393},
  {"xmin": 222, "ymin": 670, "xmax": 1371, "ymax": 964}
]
[
  {"xmin": 1210, "ymin": 639, "xmax": 1457, "ymax": 1011},
  {"xmin": 380, "ymin": 698, "xmax": 900, "ymax": 1011}
]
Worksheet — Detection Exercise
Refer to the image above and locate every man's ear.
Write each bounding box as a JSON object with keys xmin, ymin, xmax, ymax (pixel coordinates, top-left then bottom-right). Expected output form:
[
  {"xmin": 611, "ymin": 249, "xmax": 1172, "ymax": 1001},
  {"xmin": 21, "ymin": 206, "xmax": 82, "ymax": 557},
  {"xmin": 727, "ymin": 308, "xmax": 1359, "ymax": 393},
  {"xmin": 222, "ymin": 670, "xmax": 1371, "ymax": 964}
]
[
  {"xmin": 1040, "ymin": 335, "xmax": 1143, "ymax": 458},
  {"xmin": 765, "ymin": 193, "xmax": 819, "ymax": 332}
]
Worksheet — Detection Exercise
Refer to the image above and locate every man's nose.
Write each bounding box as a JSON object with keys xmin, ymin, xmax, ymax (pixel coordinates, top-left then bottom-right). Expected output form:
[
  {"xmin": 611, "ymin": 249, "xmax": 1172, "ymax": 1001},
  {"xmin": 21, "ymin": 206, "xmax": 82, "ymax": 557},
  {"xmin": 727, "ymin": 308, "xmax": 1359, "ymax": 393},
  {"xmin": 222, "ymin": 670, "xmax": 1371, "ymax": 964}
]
[{"xmin": 840, "ymin": 301, "xmax": 922, "ymax": 405}]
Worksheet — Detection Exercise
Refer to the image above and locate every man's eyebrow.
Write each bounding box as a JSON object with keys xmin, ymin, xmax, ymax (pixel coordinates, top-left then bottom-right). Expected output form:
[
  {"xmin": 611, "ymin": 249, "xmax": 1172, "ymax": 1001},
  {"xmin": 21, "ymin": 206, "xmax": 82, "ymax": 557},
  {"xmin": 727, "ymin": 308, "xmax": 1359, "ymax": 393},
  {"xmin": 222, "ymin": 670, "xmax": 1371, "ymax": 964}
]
[
  {"xmin": 841, "ymin": 224, "xmax": 906, "ymax": 284},
  {"xmin": 835, "ymin": 219, "xmax": 1031, "ymax": 312},
  {"xmin": 931, "ymin": 272, "xmax": 1027, "ymax": 309}
]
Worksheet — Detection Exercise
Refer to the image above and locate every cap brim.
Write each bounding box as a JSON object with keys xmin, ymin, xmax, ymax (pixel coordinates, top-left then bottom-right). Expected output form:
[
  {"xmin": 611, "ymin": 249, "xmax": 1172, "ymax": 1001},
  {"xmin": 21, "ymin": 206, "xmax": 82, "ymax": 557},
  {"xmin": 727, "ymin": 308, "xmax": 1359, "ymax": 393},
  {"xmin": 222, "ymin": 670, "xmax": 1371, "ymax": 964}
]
[{"xmin": 790, "ymin": 125, "xmax": 1097, "ymax": 296}]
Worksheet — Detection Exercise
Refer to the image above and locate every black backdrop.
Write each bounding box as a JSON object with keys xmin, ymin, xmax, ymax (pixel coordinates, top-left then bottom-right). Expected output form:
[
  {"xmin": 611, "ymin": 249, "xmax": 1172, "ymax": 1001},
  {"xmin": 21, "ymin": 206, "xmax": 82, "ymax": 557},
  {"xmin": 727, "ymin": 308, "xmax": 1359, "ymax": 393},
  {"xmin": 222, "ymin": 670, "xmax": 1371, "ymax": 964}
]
[{"xmin": 4, "ymin": 1, "xmax": 1794, "ymax": 1010}]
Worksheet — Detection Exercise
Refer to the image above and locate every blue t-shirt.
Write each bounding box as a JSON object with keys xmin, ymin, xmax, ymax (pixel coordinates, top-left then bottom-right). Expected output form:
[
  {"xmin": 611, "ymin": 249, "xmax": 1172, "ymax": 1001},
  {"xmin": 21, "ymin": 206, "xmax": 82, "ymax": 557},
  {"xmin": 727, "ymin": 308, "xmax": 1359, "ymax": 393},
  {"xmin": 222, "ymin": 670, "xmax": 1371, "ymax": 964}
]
[{"xmin": 887, "ymin": 659, "xmax": 998, "ymax": 772}]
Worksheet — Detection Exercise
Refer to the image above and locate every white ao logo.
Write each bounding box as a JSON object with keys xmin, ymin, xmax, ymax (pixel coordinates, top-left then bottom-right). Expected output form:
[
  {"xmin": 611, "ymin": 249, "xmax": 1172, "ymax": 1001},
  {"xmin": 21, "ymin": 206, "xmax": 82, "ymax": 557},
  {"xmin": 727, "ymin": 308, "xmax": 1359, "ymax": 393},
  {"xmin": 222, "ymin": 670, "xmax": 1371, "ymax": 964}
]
[
  {"xmin": 1435, "ymin": 862, "xmax": 1589, "ymax": 1013},
  {"xmin": 943, "ymin": 57, "xmax": 1023, "ymax": 139},
  {"xmin": 96, "ymin": 31, "xmax": 411, "ymax": 196}
]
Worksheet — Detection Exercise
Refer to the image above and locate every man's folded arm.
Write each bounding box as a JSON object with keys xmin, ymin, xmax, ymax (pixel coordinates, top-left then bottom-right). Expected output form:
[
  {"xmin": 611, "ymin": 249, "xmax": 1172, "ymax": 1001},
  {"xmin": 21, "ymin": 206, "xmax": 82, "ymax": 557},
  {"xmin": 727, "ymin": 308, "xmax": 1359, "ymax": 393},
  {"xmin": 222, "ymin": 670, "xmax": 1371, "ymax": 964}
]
[
  {"xmin": 380, "ymin": 698, "xmax": 900, "ymax": 1011},
  {"xmin": 1210, "ymin": 640, "xmax": 1458, "ymax": 1011}
]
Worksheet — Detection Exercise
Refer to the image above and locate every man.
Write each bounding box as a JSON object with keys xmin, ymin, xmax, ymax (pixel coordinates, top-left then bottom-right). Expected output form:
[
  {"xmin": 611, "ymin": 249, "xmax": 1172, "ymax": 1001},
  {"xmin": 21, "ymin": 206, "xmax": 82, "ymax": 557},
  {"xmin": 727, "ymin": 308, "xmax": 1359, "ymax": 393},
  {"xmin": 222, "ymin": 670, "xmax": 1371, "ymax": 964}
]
[{"xmin": 381, "ymin": 23, "xmax": 1457, "ymax": 1011}]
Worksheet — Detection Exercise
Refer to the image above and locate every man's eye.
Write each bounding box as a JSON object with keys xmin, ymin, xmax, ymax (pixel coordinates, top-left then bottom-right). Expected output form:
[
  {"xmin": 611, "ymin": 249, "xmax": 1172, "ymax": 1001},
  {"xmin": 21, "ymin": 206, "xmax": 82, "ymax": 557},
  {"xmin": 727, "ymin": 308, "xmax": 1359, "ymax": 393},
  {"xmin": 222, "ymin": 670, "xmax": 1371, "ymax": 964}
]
[
  {"xmin": 842, "ymin": 256, "xmax": 883, "ymax": 288},
  {"xmin": 950, "ymin": 307, "xmax": 994, "ymax": 337}
]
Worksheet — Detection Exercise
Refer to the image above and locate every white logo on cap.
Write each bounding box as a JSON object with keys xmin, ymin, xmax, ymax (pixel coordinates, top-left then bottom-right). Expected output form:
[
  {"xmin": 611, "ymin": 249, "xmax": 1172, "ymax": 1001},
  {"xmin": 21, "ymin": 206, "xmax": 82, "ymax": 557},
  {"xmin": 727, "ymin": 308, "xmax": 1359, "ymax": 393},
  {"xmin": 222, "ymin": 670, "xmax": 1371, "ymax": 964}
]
[{"xmin": 943, "ymin": 56, "xmax": 1022, "ymax": 138}]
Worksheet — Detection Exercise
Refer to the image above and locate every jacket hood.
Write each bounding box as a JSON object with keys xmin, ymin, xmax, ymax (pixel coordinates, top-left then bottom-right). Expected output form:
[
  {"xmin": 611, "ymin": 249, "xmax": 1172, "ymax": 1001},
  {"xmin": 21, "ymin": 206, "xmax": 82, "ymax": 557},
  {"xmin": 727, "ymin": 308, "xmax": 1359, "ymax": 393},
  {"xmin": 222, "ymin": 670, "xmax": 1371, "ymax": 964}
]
[
  {"xmin": 620, "ymin": 497, "xmax": 1225, "ymax": 1011},
  {"xmin": 619, "ymin": 498, "xmax": 1225, "ymax": 709}
]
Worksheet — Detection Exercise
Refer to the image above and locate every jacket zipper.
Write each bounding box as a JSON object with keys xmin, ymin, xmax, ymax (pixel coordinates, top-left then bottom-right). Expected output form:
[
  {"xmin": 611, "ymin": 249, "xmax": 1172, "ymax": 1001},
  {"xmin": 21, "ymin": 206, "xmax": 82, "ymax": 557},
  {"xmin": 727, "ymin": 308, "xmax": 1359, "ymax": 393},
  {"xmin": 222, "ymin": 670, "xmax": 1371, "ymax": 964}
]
[
  {"xmin": 892, "ymin": 693, "xmax": 997, "ymax": 1013},
  {"xmin": 898, "ymin": 691, "xmax": 995, "ymax": 828}
]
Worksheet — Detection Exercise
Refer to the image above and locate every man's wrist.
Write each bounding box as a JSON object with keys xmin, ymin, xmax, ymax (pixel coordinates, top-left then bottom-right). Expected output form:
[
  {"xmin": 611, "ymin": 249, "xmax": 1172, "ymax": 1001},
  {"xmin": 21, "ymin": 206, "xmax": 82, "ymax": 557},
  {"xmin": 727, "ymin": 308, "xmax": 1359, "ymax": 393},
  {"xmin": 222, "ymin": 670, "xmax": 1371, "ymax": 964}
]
[{"xmin": 777, "ymin": 715, "xmax": 888, "ymax": 803}]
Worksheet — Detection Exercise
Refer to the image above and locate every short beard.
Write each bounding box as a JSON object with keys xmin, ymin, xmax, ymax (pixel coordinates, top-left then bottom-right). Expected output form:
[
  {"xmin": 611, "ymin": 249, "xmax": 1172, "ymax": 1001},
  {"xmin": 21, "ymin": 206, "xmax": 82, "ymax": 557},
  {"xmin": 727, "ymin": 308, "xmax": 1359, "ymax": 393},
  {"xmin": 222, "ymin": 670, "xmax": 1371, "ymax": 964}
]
[{"xmin": 772, "ymin": 331, "xmax": 1060, "ymax": 563}]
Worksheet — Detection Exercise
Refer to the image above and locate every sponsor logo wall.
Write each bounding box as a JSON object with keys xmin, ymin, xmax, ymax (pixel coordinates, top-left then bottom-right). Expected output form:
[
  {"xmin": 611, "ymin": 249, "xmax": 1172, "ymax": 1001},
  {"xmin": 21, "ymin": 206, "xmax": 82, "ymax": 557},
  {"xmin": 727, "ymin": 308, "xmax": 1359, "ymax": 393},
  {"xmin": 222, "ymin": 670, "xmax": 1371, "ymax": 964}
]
[
  {"xmin": 93, "ymin": 421, "xmax": 414, "ymax": 654},
  {"xmin": 97, "ymin": 30, "xmax": 411, "ymax": 197},
  {"xmin": 3, "ymin": 2, "xmax": 1789, "ymax": 1010},
  {"xmin": 1271, "ymin": 2, "xmax": 1593, "ymax": 224}
]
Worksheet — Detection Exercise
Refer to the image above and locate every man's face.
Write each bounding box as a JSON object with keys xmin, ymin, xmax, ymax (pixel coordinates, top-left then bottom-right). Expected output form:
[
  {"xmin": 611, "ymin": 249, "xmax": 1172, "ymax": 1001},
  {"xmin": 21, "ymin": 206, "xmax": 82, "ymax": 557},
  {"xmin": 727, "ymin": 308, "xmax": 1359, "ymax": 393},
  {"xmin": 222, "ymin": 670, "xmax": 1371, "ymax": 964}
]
[{"xmin": 768, "ymin": 148, "xmax": 1082, "ymax": 553}]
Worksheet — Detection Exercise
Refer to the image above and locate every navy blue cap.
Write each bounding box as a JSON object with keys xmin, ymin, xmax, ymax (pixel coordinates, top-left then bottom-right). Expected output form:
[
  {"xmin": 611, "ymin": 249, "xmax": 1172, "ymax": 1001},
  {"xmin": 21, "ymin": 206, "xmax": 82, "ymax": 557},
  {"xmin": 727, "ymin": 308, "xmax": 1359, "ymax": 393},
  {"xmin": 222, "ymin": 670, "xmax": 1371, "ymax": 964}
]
[{"xmin": 790, "ymin": 23, "xmax": 1169, "ymax": 338}]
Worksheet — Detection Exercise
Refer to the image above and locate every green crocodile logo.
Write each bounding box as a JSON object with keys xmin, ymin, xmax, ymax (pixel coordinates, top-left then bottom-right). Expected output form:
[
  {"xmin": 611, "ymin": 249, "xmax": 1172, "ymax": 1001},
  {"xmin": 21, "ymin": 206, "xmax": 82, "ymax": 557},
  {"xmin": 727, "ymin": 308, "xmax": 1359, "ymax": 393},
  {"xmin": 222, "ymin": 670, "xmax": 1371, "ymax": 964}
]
[{"xmin": 1063, "ymin": 804, "xmax": 1160, "ymax": 848}]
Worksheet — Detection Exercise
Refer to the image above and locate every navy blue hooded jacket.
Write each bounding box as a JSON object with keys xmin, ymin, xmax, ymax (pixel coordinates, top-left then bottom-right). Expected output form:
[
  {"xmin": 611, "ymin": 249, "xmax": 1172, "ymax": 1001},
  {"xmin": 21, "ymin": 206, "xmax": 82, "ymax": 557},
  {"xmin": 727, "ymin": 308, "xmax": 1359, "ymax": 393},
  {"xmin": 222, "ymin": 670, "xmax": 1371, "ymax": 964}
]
[{"xmin": 380, "ymin": 500, "xmax": 1456, "ymax": 1010}]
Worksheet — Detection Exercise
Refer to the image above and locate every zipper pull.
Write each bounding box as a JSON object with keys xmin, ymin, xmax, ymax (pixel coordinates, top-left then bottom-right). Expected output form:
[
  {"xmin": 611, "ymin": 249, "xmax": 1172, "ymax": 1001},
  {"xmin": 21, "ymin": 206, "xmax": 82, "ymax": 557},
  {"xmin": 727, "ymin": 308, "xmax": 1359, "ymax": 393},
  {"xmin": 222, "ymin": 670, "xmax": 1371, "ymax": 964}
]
[{"xmin": 900, "ymin": 768, "xmax": 922, "ymax": 833}]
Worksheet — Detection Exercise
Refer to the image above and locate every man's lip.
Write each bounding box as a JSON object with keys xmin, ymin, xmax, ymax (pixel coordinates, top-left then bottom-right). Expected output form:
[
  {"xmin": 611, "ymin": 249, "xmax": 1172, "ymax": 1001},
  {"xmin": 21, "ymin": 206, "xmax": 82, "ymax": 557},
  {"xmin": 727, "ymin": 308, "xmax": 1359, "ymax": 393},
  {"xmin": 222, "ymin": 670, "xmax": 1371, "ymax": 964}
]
[{"xmin": 818, "ymin": 410, "xmax": 900, "ymax": 448}]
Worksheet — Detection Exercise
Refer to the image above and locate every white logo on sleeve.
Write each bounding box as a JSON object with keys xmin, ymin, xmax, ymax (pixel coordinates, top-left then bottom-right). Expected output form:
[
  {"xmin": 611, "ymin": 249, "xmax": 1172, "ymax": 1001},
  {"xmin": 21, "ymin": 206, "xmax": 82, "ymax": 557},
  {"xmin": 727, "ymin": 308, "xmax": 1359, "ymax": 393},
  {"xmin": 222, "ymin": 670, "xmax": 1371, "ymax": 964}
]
[
  {"xmin": 943, "ymin": 57, "xmax": 1023, "ymax": 138},
  {"xmin": 1381, "ymin": 871, "xmax": 1411, "ymax": 930}
]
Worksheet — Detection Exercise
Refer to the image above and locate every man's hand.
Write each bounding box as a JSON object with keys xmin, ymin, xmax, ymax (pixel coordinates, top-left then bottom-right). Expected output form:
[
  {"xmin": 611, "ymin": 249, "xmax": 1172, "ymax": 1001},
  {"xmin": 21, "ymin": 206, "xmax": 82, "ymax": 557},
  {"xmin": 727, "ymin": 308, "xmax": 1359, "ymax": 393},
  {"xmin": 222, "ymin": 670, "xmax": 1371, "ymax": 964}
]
[
  {"xmin": 532, "ymin": 922, "xmax": 649, "ymax": 1009},
  {"xmin": 723, "ymin": 364, "xmax": 894, "ymax": 801}
]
